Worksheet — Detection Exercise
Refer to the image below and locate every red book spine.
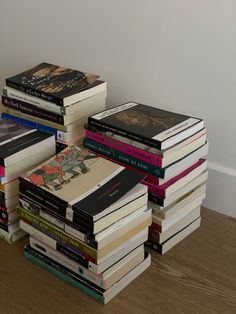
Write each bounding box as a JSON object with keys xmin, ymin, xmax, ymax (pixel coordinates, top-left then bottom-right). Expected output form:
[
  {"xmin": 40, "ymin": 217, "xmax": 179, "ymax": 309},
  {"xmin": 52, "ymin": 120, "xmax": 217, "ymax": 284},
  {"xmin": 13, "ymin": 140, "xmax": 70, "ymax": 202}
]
[{"xmin": 86, "ymin": 129, "xmax": 163, "ymax": 167}]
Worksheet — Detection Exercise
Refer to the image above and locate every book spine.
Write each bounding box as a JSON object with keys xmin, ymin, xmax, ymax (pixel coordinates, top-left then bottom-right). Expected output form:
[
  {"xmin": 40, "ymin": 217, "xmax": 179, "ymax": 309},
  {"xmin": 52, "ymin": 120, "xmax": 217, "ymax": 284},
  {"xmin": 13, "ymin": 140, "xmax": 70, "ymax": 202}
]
[
  {"xmin": 86, "ymin": 130, "xmax": 163, "ymax": 167},
  {"xmin": 3, "ymin": 87, "xmax": 65, "ymax": 114},
  {"xmin": 88, "ymin": 117, "xmax": 162, "ymax": 149},
  {"xmin": 0, "ymin": 166, "xmax": 5, "ymax": 177},
  {"xmin": 6, "ymin": 79, "xmax": 64, "ymax": 106},
  {"xmin": 17, "ymin": 206, "xmax": 97, "ymax": 261},
  {"xmin": 24, "ymin": 249, "xmax": 104, "ymax": 303},
  {"xmin": 19, "ymin": 178, "xmax": 68, "ymax": 218},
  {"xmin": 30, "ymin": 237, "xmax": 104, "ymax": 288},
  {"xmin": 19, "ymin": 195, "xmax": 97, "ymax": 248},
  {"xmin": 148, "ymin": 193, "xmax": 164, "ymax": 206},
  {"xmin": 2, "ymin": 96, "xmax": 65, "ymax": 125},
  {"xmin": 145, "ymin": 239, "xmax": 162, "ymax": 254},
  {"xmin": 83, "ymin": 138, "xmax": 165, "ymax": 178}
]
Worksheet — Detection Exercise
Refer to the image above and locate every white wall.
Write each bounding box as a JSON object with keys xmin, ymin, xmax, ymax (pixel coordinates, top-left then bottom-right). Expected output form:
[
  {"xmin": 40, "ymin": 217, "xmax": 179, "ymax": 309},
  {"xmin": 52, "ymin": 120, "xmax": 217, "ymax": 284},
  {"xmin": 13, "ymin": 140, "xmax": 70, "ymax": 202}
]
[{"xmin": 0, "ymin": 0, "xmax": 235, "ymax": 217}]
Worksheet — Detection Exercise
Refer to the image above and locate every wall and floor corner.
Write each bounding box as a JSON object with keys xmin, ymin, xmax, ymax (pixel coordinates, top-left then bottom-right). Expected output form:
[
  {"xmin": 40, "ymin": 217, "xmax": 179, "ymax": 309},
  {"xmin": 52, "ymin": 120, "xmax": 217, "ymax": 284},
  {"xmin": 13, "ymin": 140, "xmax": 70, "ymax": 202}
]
[{"xmin": 0, "ymin": 1, "xmax": 235, "ymax": 218}]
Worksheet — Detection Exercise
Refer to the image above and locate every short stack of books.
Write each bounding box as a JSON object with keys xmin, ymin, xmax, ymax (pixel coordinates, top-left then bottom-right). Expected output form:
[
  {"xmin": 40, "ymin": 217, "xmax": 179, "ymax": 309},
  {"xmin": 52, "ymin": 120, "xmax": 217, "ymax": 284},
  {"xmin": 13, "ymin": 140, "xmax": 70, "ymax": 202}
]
[
  {"xmin": 83, "ymin": 102, "xmax": 209, "ymax": 254},
  {"xmin": 17, "ymin": 145, "xmax": 151, "ymax": 303},
  {"xmin": 0, "ymin": 118, "xmax": 55, "ymax": 243},
  {"xmin": 1, "ymin": 62, "xmax": 107, "ymax": 152}
]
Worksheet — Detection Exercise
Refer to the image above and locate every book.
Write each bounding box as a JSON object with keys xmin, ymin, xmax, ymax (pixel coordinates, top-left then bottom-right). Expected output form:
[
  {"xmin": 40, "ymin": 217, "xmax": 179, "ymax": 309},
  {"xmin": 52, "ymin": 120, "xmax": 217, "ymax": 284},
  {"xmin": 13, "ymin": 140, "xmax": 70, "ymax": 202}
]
[
  {"xmin": 19, "ymin": 145, "xmax": 145, "ymax": 224},
  {"xmin": 5, "ymin": 62, "xmax": 99, "ymax": 106},
  {"xmin": 20, "ymin": 183, "xmax": 147, "ymax": 235},
  {"xmin": 148, "ymin": 170, "xmax": 208, "ymax": 207},
  {"xmin": 2, "ymin": 91, "xmax": 106, "ymax": 126},
  {"xmin": 29, "ymin": 236, "xmax": 144, "ymax": 290},
  {"xmin": 1, "ymin": 105, "xmax": 88, "ymax": 132},
  {"xmin": 150, "ymin": 183, "xmax": 206, "ymax": 219},
  {"xmin": 24, "ymin": 245, "xmax": 151, "ymax": 304},
  {"xmin": 0, "ymin": 127, "xmax": 55, "ymax": 168},
  {"xmin": 1, "ymin": 113, "xmax": 84, "ymax": 142},
  {"xmin": 0, "ymin": 208, "xmax": 18, "ymax": 223},
  {"xmin": 146, "ymin": 217, "xmax": 201, "ymax": 254},
  {"xmin": 0, "ymin": 220, "xmax": 20, "ymax": 234},
  {"xmin": 0, "ymin": 118, "xmax": 34, "ymax": 143},
  {"xmin": 17, "ymin": 205, "xmax": 151, "ymax": 261},
  {"xmin": 149, "ymin": 206, "xmax": 201, "ymax": 244},
  {"xmin": 20, "ymin": 219, "xmax": 148, "ymax": 274},
  {"xmin": 3, "ymin": 81, "xmax": 107, "ymax": 114},
  {"xmin": 88, "ymin": 102, "xmax": 204, "ymax": 150},
  {"xmin": 85, "ymin": 128, "xmax": 207, "ymax": 168},
  {"xmin": 144, "ymin": 159, "xmax": 207, "ymax": 198},
  {"xmin": 83, "ymin": 137, "xmax": 208, "ymax": 179},
  {"xmin": 0, "ymin": 227, "xmax": 26, "ymax": 243},
  {"xmin": 0, "ymin": 195, "xmax": 19, "ymax": 208}
]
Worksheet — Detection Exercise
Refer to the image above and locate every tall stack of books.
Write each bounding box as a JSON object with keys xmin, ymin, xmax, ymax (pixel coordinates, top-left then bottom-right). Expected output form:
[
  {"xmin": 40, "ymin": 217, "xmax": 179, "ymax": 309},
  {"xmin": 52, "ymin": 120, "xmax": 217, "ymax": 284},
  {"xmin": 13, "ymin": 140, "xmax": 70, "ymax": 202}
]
[
  {"xmin": 0, "ymin": 118, "xmax": 55, "ymax": 243},
  {"xmin": 83, "ymin": 102, "xmax": 208, "ymax": 254},
  {"xmin": 17, "ymin": 145, "xmax": 151, "ymax": 303},
  {"xmin": 1, "ymin": 62, "xmax": 107, "ymax": 152}
]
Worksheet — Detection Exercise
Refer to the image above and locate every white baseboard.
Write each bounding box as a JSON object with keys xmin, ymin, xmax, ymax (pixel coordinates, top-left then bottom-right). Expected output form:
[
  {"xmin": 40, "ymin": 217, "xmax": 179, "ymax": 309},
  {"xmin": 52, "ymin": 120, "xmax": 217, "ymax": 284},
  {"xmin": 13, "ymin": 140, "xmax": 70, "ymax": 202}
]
[{"xmin": 203, "ymin": 162, "xmax": 236, "ymax": 218}]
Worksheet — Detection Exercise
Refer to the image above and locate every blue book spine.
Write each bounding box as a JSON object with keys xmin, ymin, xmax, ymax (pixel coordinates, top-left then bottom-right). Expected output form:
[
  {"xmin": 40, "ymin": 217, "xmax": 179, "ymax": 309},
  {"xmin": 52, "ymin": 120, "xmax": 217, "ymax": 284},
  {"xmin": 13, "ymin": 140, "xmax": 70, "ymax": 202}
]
[
  {"xmin": 1, "ymin": 113, "xmax": 59, "ymax": 139},
  {"xmin": 24, "ymin": 250, "xmax": 105, "ymax": 303}
]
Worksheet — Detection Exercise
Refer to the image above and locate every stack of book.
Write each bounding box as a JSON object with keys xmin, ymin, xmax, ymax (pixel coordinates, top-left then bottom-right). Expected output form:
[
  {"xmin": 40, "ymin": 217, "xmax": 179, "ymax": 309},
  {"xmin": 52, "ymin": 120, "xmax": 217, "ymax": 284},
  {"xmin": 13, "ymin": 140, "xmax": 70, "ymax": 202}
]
[
  {"xmin": 17, "ymin": 145, "xmax": 151, "ymax": 303},
  {"xmin": 83, "ymin": 102, "xmax": 208, "ymax": 254},
  {"xmin": 0, "ymin": 118, "xmax": 55, "ymax": 243},
  {"xmin": 1, "ymin": 62, "xmax": 107, "ymax": 152}
]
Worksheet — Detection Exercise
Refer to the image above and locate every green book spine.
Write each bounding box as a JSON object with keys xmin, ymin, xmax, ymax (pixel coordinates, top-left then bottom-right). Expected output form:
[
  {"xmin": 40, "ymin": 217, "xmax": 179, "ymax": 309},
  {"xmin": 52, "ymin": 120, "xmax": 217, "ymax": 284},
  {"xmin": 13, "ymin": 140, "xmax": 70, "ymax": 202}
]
[
  {"xmin": 17, "ymin": 206, "xmax": 97, "ymax": 260},
  {"xmin": 24, "ymin": 250, "xmax": 104, "ymax": 303}
]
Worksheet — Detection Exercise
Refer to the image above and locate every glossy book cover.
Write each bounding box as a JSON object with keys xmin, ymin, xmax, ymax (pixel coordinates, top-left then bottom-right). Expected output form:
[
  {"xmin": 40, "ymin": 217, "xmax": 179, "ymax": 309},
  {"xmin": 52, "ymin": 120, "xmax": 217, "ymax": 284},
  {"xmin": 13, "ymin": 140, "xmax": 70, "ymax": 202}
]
[{"xmin": 6, "ymin": 62, "xmax": 99, "ymax": 105}]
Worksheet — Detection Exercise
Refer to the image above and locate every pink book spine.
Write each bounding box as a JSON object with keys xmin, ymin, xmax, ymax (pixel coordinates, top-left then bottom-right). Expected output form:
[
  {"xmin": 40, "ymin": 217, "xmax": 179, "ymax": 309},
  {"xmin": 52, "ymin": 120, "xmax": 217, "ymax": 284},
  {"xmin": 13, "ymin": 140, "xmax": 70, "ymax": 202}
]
[
  {"xmin": 0, "ymin": 167, "xmax": 5, "ymax": 177},
  {"xmin": 143, "ymin": 159, "xmax": 206, "ymax": 198},
  {"xmin": 85, "ymin": 129, "xmax": 163, "ymax": 167}
]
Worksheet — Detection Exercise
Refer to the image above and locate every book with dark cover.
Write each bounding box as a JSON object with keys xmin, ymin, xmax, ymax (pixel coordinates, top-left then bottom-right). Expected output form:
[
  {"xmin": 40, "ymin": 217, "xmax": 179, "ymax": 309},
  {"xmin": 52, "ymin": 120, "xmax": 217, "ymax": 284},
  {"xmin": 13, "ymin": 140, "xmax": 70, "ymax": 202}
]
[
  {"xmin": 0, "ymin": 118, "xmax": 32, "ymax": 144},
  {"xmin": 6, "ymin": 62, "xmax": 99, "ymax": 106},
  {"xmin": 88, "ymin": 102, "xmax": 204, "ymax": 150},
  {"xmin": 0, "ymin": 130, "xmax": 54, "ymax": 166},
  {"xmin": 20, "ymin": 145, "xmax": 145, "ymax": 223},
  {"xmin": 2, "ymin": 96, "xmax": 65, "ymax": 125}
]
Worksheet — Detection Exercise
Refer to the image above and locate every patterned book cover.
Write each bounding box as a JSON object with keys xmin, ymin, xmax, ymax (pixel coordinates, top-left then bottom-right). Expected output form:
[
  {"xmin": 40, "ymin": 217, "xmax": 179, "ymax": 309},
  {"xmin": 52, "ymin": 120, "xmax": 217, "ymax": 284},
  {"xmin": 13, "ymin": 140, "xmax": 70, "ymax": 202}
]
[{"xmin": 6, "ymin": 62, "xmax": 99, "ymax": 105}]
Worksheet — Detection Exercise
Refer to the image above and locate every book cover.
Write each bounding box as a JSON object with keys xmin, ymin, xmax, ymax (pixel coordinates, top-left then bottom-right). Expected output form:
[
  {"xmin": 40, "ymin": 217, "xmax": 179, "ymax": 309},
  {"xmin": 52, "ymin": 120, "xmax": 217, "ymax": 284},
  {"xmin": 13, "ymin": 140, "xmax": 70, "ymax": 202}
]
[
  {"xmin": 0, "ymin": 130, "xmax": 54, "ymax": 166},
  {"xmin": 88, "ymin": 102, "xmax": 203, "ymax": 149},
  {"xmin": 20, "ymin": 145, "xmax": 145, "ymax": 221},
  {"xmin": 6, "ymin": 62, "xmax": 99, "ymax": 106},
  {"xmin": 0, "ymin": 118, "xmax": 33, "ymax": 144}
]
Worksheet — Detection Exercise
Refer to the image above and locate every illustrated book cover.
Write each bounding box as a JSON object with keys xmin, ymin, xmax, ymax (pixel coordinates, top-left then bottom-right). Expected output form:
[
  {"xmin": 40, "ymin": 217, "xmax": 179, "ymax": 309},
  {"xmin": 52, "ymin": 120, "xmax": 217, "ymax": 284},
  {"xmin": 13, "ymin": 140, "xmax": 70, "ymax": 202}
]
[
  {"xmin": 20, "ymin": 145, "xmax": 145, "ymax": 222},
  {"xmin": 88, "ymin": 102, "xmax": 204, "ymax": 150},
  {"xmin": 6, "ymin": 62, "xmax": 99, "ymax": 106}
]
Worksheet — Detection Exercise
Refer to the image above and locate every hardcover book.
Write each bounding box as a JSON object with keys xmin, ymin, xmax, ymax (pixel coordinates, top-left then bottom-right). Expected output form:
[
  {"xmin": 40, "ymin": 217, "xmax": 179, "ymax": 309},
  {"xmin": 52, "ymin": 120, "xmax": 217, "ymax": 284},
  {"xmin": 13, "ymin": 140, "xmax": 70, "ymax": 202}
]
[
  {"xmin": 6, "ymin": 62, "xmax": 99, "ymax": 106},
  {"xmin": 88, "ymin": 102, "xmax": 204, "ymax": 150},
  {"xmin": 20, "ymin": 145, "xmax": 145, "ymax": 223}
]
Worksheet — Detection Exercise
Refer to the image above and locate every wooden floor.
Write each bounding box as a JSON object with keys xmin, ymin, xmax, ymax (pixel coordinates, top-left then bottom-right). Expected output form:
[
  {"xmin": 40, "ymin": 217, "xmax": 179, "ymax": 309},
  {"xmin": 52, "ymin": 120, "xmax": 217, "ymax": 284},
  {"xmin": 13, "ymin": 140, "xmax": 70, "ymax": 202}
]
[{"xmin": 0, "ymin": 207, "xmax": 236, "ymax": 314}]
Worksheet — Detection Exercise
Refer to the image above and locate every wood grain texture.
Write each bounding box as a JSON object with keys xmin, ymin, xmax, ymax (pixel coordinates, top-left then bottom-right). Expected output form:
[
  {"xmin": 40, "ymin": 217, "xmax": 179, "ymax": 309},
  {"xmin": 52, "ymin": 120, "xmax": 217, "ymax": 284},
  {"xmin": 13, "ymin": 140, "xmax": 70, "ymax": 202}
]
[{"xmin": 0, "ymin": 207, "xmax": 236, "ymax": 314}]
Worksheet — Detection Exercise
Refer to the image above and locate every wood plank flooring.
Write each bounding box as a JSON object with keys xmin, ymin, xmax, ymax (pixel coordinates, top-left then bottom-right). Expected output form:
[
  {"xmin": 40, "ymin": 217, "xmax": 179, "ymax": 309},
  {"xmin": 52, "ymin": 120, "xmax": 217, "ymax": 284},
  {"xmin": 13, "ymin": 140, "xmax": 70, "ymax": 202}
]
[{"xmin": 0, "ymin": 207, "xmax": 236, "ymax": 314}]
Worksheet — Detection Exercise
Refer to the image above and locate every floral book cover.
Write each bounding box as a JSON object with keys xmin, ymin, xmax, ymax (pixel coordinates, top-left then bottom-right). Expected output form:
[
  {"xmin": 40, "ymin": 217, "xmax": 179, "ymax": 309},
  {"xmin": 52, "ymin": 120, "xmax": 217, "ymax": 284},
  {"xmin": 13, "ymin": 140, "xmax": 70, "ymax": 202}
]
[{"xmin": 6, "ymin": 62, "xmax": 99, "ymax": 105}]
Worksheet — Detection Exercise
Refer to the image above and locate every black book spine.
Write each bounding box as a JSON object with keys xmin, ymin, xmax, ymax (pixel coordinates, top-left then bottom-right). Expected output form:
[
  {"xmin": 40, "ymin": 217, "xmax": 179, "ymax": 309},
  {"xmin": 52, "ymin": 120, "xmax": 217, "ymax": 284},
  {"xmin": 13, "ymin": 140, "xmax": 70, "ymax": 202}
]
[
  {"xmin": 0, "ymin": 221, "xmax": 9, "ymax": 232},
  {"xmin": 145, "ymin": 240, "xmax": 162, "ymax": 254},
  {"xmin": 6, "ymin": 79, "xmax": 64, "ymax": 106},
  {"xmin": 0, "ymin": 209, "xmax": 8, "ymax": 221},
  {"xmin": 19, "ymin": 178, "xmax": 68, "ymax": 218},
  {"xmin": 2, "ymin": 96, "xmax": 65, "ymax": 125},
  {"xmin": 88, "ymin": 117, "xmax": 162, "ymax": 149},
  {"xmin": 148, "ymin": 192, "xmax": 164, "ymax": 207},
  {"xmin": 56, "ymin": 242, "xmax": 90, "ymax": 268}
]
